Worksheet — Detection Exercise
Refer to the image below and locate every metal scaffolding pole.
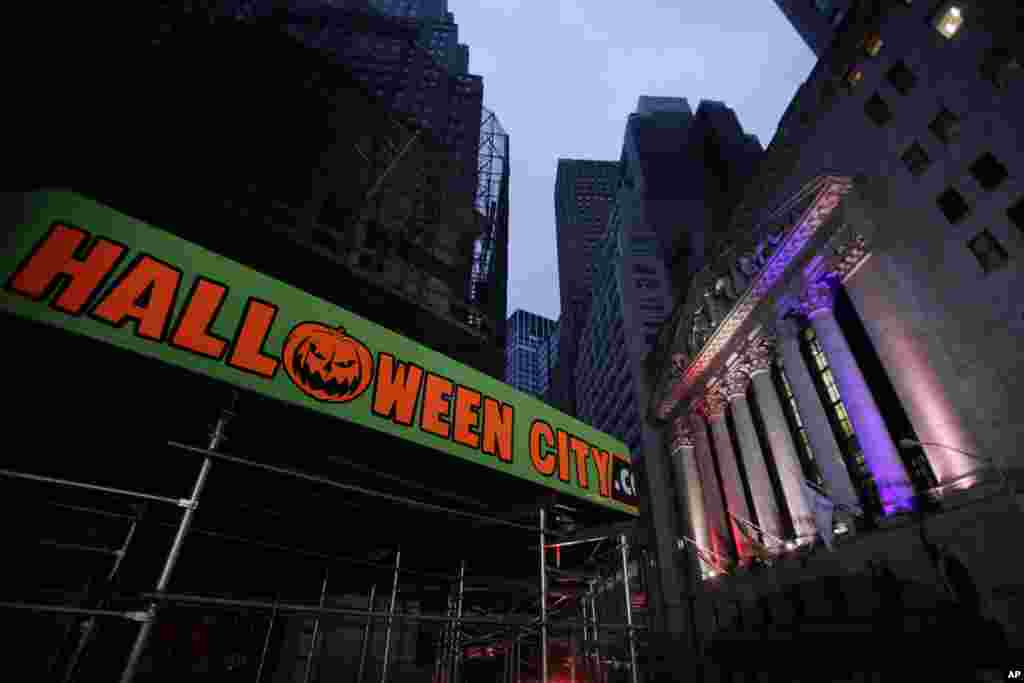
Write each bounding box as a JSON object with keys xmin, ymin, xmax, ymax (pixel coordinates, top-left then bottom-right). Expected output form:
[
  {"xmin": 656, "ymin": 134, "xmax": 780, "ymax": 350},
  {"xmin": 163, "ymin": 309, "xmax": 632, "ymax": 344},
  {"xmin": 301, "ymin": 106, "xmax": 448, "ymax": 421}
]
[
  {"xmin": 119, "ymin": 397, "xmax": 235, "ymax": 683},
  {"xmin": 254, "ymin": 599, "xmax": 279, "ymax": 683},
  {"xmin": 451, "ymin": 560, "xmax": 466, "ymax": 683},
  {"xmin": 619, "ymin": 534, "xmax": 638, "ymax": 683},
  {"xmin": 63, "ymin": 510, "xmax": 141, "ymax": 683},
  {"xmin": 303, "ymin": 569, "xmax": 331, "ymax": 683},
  {"xmin": 380, "ymin": 548, "xmax": 401, "ymax": 683},
  {"xmin": 588, "ymin": 581, "xmax": 601, "ymax": 683},
  {"xmin": 514, "ymin": 632, "xmax": 520, "ymax": 683},
  {"xmin": 435, "ymin": 591, "xmax": 454, "ymax": 683},
  {"xmin": 539, "ymin": 508, "xmax": 547, "ymax": 683},
  {"xmin": 356, "ymin": 584, "xmax": 377, "ymax": 683},
  {"xmin": 132, "ymin": 591, "xmax": 646, "ymax": 630}
]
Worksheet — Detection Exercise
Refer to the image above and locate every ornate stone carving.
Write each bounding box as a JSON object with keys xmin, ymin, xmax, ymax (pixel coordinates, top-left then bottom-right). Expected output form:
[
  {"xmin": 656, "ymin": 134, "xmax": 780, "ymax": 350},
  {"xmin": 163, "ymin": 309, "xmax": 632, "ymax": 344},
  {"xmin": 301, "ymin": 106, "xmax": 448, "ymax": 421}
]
[
  {"xmin": 671, "ymin": 353, "xmax": 691, "ymax": 379},
  {"xmin": 721, "ymin": 368, "xmax": 751, "ymax": 400},
  {"xmin": 744, "ymin": 335, "xmax": 776, "ymax": 375},
  {"xmin": 671, "ymin": 415, "xmax": 695, "ymax": 452},
  {"xmin": 702, "ymin": 390, "xmax": 728, "ymax": 420},
  {"xmin": 798, "ymin": 277, "xmax": 837, "ymax": 319},
  {"xmin": 656, "ymin": 177, "xmax": 853, "ymax": 420}
]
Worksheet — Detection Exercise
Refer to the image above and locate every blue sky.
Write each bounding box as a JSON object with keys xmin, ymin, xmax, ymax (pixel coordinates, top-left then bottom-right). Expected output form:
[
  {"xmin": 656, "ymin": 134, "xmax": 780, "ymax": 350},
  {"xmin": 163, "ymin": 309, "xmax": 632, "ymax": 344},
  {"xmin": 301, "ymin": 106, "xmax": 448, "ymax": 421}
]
[{"xmin": 450, "ymin": 1, "xmax": 815, "ymax": 322}]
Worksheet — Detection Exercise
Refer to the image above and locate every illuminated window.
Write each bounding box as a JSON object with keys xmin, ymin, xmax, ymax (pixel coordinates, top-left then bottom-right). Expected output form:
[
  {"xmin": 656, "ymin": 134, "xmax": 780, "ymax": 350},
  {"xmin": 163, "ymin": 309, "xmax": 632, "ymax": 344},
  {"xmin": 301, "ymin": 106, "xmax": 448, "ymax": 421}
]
[
  {"xmin": 773, "ymin": 362, "xmax": 823, "ymax": 486},
  {"xmin": 967, "ymin": 230, "xmax": 1009, "ymax": 274},
  {"xmin": 862, "ymin": 32, "xmax": 884, "ymax": 57},
  {"xmin": 844, "ymin": 67, "xmax": 864, "ymax": 89},
  {"xmin": 933, "ymin": 4, "xmax": 964, "ymax": 39}
]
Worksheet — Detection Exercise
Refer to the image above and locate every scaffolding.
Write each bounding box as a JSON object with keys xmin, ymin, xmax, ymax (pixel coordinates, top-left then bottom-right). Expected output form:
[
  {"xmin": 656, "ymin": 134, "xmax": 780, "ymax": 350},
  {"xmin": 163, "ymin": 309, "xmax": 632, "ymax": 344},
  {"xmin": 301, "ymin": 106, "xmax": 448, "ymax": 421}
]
[
  {"xmin": 467, "ymin": 107, "xmax": 509, "ymax": 326},
  {"xmin": 1, "ymin": 389, "xmax": 647, "ymax": 683}
]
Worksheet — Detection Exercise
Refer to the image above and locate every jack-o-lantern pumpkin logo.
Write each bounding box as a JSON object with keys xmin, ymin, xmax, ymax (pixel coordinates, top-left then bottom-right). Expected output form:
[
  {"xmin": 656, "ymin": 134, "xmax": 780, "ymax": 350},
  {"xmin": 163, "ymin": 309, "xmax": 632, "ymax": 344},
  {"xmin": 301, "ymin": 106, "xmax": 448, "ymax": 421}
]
[{"xmin": 282, "ymin": 322, "xmax": 374, "ymax": 402}]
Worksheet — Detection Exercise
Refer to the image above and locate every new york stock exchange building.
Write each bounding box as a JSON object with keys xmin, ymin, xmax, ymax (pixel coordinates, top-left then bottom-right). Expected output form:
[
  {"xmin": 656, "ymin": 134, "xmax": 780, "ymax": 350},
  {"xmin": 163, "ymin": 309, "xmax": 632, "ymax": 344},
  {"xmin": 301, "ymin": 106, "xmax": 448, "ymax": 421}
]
[{"xmin": 635, "ymin": 174, "xmax": 1023, "ymax": 681}]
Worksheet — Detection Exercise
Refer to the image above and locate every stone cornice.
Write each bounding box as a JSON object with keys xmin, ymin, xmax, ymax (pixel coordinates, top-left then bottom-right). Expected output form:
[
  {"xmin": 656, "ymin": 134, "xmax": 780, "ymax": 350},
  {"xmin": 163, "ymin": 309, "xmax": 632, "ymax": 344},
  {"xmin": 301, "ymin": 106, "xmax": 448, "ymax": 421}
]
[{"xmin": 655, "ymin": 176, "xmax": 852, "ymax": 420}]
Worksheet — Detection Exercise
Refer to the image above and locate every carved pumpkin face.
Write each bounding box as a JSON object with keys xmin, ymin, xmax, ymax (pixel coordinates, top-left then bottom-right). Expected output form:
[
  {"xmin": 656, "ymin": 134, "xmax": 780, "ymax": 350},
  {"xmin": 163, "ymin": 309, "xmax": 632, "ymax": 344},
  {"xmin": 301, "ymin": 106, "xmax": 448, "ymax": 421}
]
[{"xmin": 282, "ymin": 322, "xmax": 373, "ymax": 402}]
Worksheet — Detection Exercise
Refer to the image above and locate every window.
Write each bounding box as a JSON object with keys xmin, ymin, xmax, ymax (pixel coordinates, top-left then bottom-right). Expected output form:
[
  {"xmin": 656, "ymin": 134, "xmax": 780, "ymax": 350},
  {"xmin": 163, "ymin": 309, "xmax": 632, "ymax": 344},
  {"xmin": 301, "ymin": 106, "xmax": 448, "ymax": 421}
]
[
  {"xmin": 886, "ymin": 60, "xmax": 917, "ymax": 95},
  {"xmin": 1008, "ymin": 197, "xmax": 1024, "ymax": 234},
  {"xmin": 929, "ymin": 108, "xmax": 961, "ymax": 144},
  {"xmin": 937, "ymin": 188, "xmax": 970, "ymax": 224},
  {"xmin": 801, "ymin": 326, "xmax": 883, "ymax": 519},
  {"xmin": 967, "ymin": 230, "xmax": 1009, "ymax": 274},
  {"xmin": 901, "ymin": 142, "xmax": 932, "ymax": 177},
  {"xmin": 969, "ymin": 153, "xmax": 1008, "ymax": 191},
  {"xmin": 862, "ymin": 32, "xmax": 884, "ymax": 57},
  {"xmin": 980, "ymin": 47, "xmax": 1021, "ymax": 90},
  {"xmin": 933, "ymin": 4, "xmax": 964, "ymax": 40},
  {"xmin": 844, "ymin": 67, "xmax": 864, "ymax": 90},
  {"xmin": 864, "ymin": 93, "xmax": 893, "ymax": 126}
]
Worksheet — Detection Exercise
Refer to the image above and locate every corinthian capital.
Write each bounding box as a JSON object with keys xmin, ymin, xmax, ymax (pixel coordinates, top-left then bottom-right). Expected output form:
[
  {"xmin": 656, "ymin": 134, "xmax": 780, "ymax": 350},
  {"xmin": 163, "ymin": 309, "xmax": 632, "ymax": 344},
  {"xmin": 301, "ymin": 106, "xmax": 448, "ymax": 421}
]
[
  {"xmin": 744, "ymin": 335, "xmax": 777, "ymax": 375},
  {"xmin": 798, "ymin": 277, "xmax": 837, "ymax": 319},
  {"xmin": 701, "ymin": 390, "xmax": 728, "ymax": 420},
  {"xmin": 721, "ymin": 367, "xmax": 751, "ymax": 400},
  {"xmin": 672, "ymin": 415, "xmax": 695, "ymax": 451}
]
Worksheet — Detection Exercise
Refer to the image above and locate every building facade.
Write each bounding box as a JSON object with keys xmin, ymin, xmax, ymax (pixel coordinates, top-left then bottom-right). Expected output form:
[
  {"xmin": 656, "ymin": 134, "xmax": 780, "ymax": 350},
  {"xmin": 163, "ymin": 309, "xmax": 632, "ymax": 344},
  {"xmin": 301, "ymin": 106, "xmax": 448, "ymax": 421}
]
[
  {"xmin": 368, "ymin": 0, "xmax": 471, "ymax": 74},
  {"xmin": 636, "ymin": 1, "xmax": 1023, "ymax": 676},
  {"xmin": 773, "ymin": 0, "xmax": 854, "ymax": 56},
  {"xmin": 504, "ymin": 309, "xmax": 559, "ymax": 398},
  {"xmin": 553, "ymin": 159, "xmax": 621, "ymax": 415}
]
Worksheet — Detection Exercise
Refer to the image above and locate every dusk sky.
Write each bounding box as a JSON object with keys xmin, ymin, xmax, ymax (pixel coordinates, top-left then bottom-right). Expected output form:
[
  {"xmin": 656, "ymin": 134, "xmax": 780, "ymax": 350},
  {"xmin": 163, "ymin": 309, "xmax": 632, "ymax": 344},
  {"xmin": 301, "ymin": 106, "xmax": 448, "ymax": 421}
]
[{"xmin": 449, "ymin": 1, "xmax": 816, "ymax": 322}]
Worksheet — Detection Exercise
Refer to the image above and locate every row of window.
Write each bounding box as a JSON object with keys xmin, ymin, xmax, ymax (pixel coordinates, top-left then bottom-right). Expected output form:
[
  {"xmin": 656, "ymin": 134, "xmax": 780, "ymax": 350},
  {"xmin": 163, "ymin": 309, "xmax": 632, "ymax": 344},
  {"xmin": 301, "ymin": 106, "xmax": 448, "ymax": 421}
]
[{"xmin": 855, "ymin": 40, "xmax": 1020, "ymax": 276}]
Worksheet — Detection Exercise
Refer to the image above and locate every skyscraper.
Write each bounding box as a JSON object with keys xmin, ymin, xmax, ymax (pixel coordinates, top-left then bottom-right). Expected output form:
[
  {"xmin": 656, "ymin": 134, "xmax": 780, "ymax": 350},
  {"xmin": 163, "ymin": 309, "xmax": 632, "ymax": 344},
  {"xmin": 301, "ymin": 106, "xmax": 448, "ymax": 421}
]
[
  {"xmin": 505, "ymin": 310, "xmax": 559, "ymax": 398},
  {"xmin": 368, "ymin": 0, "xmax": 471, "ymax": 74},
  {"xmin": 772, "ymin": 0, "xmax": 853, "ymax": 56},
  {"xmin": 552, "ymin": 159, "xmax": 620, "ymax": 415}
]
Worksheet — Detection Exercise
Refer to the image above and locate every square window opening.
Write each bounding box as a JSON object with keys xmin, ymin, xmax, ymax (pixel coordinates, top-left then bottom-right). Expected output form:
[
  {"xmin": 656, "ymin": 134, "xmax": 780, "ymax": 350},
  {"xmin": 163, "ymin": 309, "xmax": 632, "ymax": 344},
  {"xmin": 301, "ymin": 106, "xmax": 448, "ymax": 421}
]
[
  {"xmin": 929, "ymin": 108, "xmax": 961, "ymax": 144},
  {"xmin": 1007, "ymin": 197, "xmax": 1024, "ymax": 235},
  {"xmin": 969, "ymin": 153, "xmax": 1008, "ymax": 191},
  {"xmin": 886, "ymin": 60, "xmax": 917, "ymax": 95},
  {"xmin": 967, "ymin": 230, "xmax": 1009, "ymax": 274},
  {"xmin": 901, "ymin": 142, "xmax": 932, "ymax": 177},
  {"xmin": 937, "ymin": 188, "xmax": 970, "ymax": 224},
  {"xmin": 864, "ymin": 93, "xmax": 893, "ymax": 126}
]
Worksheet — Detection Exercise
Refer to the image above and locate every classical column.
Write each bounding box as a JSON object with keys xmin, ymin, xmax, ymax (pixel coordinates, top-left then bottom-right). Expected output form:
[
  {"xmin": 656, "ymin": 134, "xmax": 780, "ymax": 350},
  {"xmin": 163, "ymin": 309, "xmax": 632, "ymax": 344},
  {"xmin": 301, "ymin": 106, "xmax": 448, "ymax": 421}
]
[
  {"xmin": 775, "ymin": 314, "xmax": 861, "ymax": 517},
  {"xmin": 721, "ymin": 367, "xmax": 785, "ymax": 547},
  {"xmin": 745, "ymin": 337, "xmax": 816, "ymax": 541},
  {"xmin": 800, "ymin": 278, "xmax": 914, "ymax": 514},
  {"xmin": 704, "ymin": 390, "xmax": 753, "ymax": 564},
  {"xmin": 670, "ymin": 417, "xmax": 709, "ymax": 563},
  {"xmin": 689, "ymin": 405, "xmax": 732, "ymax": 567}
]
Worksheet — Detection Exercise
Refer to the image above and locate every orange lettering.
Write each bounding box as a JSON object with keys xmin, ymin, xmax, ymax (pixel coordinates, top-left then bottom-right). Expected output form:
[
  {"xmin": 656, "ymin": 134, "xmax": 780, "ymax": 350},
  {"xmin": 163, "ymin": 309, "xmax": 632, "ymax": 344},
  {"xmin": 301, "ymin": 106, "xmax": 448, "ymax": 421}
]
[
  {"xmin": 592, "ymin": 449, "xmax": 611, "ymax": 497},
  {"xmin": 529, "ymin": 420, "xmax": 556, "ymax": 476},
  {"xmin": 569, "ymin": 436, "xmax": 590, "ymax": 489},
  {"xmin": 371, "ymin": 354, "xmax": 424, "ymax": 426},
  {"xmin": 556, "ymin": 430, "xmax": 571, "ymax": 483},
  {"xmin": 91, "ymin": 255, "xmax": 181, "ymax": 341},
  {"xmin": 482, "ymin": 398, "xmax": 513, "ymax": 463},
  {"xmin": 452, "ymin": 385, "xmax": 482, "ymax": 448},
  {"xmin": 169, "ymin": 278, "xmax": 228, "ymax": 359},
  {"xmin": 7, "ymin": 224, "xmax": 125, "ymax": 314},
  {"xmin": 421, "ymin": 373, "xmax": 453, "ymax": 439},
  {"xmin": 226, "ymin": 298, "xmax": 279, "ymax": 378}
]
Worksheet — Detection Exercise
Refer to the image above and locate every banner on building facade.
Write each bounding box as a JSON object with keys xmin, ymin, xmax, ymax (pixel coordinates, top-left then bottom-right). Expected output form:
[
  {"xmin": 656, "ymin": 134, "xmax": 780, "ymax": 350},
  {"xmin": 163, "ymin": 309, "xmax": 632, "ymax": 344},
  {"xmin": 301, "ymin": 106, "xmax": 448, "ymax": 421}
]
[{"xmin": 1, "ymin": 190, "xmax": 638, "ymax": 515}]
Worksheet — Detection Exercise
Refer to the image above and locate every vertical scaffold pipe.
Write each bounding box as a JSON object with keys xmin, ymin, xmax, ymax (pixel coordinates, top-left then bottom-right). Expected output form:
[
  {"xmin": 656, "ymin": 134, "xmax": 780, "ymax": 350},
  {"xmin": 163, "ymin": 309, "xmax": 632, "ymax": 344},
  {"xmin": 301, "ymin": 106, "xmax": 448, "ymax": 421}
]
[
  {"xmin": 380, "ymin": 548, "xmax": 402, "ymax": 683},
  {"xmin": 119, "ymin": 396, "xmax": 235, "ymax": 683}
]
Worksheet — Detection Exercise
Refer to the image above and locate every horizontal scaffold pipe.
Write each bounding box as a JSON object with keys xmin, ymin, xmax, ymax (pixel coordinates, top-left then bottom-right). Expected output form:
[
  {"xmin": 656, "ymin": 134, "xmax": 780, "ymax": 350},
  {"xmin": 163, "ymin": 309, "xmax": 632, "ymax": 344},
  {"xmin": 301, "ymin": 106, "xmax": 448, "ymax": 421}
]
[
  {"xmin": 142, "ymin": 592, "xmax": 646, "ymax": 631},
  {"xmin": 167, "ymin": 441, "xmax": 558, "ymax": 536},
  {"xmin": 0, "ymin": 601, "xmax": 141, "ymax": 621},
  {"xmin": 0, "ymin": 468, "xmax": 186, "ymax": 507}
]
